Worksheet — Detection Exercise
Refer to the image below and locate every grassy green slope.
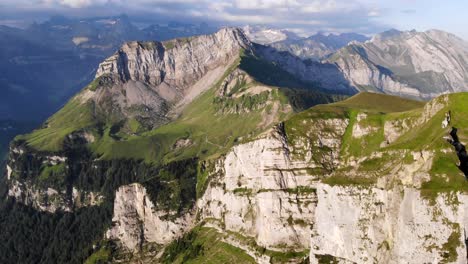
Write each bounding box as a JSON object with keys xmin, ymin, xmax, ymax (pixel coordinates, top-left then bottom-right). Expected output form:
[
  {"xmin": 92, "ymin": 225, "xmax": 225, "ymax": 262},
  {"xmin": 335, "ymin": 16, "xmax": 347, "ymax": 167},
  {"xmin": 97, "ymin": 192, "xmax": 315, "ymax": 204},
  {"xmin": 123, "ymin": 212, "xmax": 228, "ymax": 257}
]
[
  {"xmin": 161, "ymin": 227, "xmax": 256, "ymax": 264},
  {"xmin": 15, "ymin": 51, "xmax": 345, "ymax": 165},
  {"xmin": 286, "ymin": 91, "xmax": 468, "ymax": 195},
  {"xmin": 332, "ymin": 92, "xmax": 425, "ymax": 112},
  {"xmin": 16, "ymin": 99, "xmax": 96, "ymax": 152},
  {"xmin": 390, "ymin": 93, "xmax": 468, "ymax": 195}
]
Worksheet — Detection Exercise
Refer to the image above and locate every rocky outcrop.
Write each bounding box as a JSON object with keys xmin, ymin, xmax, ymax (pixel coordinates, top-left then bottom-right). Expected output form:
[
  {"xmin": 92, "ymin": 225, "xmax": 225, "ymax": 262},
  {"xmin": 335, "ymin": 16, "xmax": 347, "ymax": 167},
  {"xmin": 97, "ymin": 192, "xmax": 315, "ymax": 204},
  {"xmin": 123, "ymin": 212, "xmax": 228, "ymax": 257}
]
[
  {"xmin": 198, "ymin": 135, "xmax": 318, "ymax": 249},
  {"xmin": 8, "ymin": 180, "xmax": 103, "ymax": 213},
  {"xmin": 195, "ymin": 119, "xmax": 349, "ymax": 251},
  {"xmin": 352, "ymin": 113, "xmax": 378, "ymax": 138},
  {"xmin": 107, "ymin": 183, "xmax": 194, "ymax": 251},
  {"xmin": 383, "ymin": 94, "xmax": 449, "ymax": 145}
]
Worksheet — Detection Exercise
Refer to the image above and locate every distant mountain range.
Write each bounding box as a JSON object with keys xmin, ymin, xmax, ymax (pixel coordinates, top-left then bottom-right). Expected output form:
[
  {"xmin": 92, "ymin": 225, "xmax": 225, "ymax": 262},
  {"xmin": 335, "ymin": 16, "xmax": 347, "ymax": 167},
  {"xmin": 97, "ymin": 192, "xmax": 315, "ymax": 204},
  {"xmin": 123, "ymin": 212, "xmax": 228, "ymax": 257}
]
[
  {"xmin": 243, "ymin": 25, "xmax": 370, "ymax": 60},
  {"xmin": 326, "ymin": 29, "xmax": 468, "ymax": 98},
  {"xmin": 249, "ymin": 28, "xmax": 468, "ymax": 99}
]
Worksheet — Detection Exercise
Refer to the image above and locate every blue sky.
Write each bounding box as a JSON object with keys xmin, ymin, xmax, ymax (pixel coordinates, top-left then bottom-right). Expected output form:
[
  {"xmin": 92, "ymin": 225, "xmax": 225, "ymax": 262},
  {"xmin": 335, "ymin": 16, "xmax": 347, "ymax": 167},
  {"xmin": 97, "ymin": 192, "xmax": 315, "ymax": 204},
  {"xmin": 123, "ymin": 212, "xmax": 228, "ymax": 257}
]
[{"xmin": 0, "ymin": 0, "xmax": 467, "ymax": 39}]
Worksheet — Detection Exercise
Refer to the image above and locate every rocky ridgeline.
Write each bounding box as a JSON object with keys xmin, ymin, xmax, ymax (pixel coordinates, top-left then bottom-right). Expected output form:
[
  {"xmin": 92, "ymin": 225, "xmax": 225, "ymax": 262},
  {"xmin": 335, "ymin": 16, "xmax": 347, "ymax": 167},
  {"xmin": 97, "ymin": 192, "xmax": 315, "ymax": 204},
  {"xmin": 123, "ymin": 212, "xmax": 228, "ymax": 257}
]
[
  {"xmin": 78, "ymin": 27, "xmax": 251, "ymax": 128},
  {"xmin": 327, "ymin": 29, "xmax": 468, "ymax": 99},
  {"xmin": 251, "ymin": 28, "xmax": 468, "ymax": 100}
]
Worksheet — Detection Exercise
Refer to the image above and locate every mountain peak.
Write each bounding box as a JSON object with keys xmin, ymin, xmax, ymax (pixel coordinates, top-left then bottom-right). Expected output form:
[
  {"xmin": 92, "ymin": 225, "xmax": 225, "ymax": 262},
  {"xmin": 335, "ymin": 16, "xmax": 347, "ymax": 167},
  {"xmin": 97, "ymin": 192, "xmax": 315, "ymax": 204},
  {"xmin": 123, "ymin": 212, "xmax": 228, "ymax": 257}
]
[
  {"xmin": 215, "ymin": 27, "xmax": 251, "ymax": 46},
  {"xmin": 96, "ymin": 27, "xmax": 251, "ymax": 82},
  {"xmin": 87, "ymin": 27, "xmax": 253, "ymax": 129}
]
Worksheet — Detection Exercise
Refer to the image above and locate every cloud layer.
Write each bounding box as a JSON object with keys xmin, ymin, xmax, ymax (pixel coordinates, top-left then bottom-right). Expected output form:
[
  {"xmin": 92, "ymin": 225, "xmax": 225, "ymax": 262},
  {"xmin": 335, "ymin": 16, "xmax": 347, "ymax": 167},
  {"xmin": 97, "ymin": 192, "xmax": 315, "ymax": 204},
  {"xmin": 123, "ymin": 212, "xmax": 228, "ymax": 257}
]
[
  {"xmin": 0, "ymin": 0, "xmax": 392, "ymax": 35},
  {"xmin": 1, "ymin": 0, "xmax": 467, "ymax": 39}
]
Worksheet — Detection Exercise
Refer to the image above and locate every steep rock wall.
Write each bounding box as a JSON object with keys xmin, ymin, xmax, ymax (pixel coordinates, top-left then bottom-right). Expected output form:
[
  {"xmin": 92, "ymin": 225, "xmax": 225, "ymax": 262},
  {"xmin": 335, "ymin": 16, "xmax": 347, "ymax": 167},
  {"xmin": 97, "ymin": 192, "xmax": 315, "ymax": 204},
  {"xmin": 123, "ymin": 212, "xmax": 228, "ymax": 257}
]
[
  {"xmin": 310, "ymin": 184, "xmax": 468, "ymax": 264},
  {"xmin": 107, "ymin": 183, "xmax": 194, "ymax": 251}
]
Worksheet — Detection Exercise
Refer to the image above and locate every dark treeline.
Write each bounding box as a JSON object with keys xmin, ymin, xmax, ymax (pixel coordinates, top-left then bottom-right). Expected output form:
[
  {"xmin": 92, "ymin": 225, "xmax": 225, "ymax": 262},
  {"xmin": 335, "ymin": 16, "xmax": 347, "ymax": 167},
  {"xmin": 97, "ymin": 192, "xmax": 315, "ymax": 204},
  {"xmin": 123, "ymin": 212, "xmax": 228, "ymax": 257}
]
[
  {"xmin": 0, "ymin": 177, "xmax": 113, "ymax": 264},
  {"xmin": 1, "ymin": 141, "xmax": 199, "ymax": 263}
]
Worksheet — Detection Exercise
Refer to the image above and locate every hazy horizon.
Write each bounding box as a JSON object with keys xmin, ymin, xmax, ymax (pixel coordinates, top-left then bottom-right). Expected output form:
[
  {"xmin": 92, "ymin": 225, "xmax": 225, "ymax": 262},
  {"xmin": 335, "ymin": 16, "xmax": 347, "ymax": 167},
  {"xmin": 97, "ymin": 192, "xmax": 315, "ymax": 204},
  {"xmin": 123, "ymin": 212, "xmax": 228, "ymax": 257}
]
[{"xmin": 1, "ymin": 0, "xmax": 467, "ymax": 40}]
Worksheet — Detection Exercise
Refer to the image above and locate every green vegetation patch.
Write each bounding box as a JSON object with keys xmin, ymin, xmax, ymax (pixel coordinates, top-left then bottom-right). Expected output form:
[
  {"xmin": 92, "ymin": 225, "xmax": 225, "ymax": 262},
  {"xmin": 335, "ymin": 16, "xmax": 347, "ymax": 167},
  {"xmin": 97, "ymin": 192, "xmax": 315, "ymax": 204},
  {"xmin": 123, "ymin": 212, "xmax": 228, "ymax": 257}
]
[
  {"xmin": 340, "ymin": 110, "xmax": 386, "ymax": 157},
  {"xmin": 439, "ymin": 225, "xmax": 461, "ymax": 263},
  {"xmin": 161, "ymin": 226, "xmax": 256, "ymax": 264},
  {"xmin": 332, "ymin": 92, "xmax": 424, "ymax": 113},
  {"xmin": 322, "ymin": 174, "xmax": 377, "ymax": 186},
  {"xmin": 316, "ymin": 254, "xmax": 340, "ymax": 264},
  {"xmin": 214, "ymin": 91, "xmax": 271, "ymax": 113},
  {"xmin": 223, "ymin": 229, "xmax": 309, "ymax": 263},
  {"xmin": 38, "ymin": 163, "xmax": 67, "ymax": 188},
  {"xmin": 84, "ymin": 246, "xmax": 111, "ymax": 264},
  {"xmin": 17, "ymin": 99, "xmax": 96, "ymax": 152},
  {"xmin": 143, "ymin": 158, "xmax": 198, "ymax": 215}
]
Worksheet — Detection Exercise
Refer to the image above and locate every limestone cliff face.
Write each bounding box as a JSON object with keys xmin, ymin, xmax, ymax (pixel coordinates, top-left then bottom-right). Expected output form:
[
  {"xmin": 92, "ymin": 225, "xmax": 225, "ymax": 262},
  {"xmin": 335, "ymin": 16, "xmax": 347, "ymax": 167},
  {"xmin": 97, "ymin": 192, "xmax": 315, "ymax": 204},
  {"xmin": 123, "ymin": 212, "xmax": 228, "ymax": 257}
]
[
  {"xmin": 197, "ymin": 130, "xmax": 320, "ymax": 250},
  {"xmin": 310, "ymin": 184, "xmax": 468, "ymax": 264},
  {"xmin": 195, "ymin": 119, "xmax": 345, "ymax": 249},
  {"xmin": 106, "ymin": 183, "xmax": 194, "ymax": 250},
  {"xmin": 96, "ymin": 27, "xmax": 250, "ymax": 87},
  {"xmin": 7, "ymin": 180, "xmax": 103, "ymax": 213},
  {"xmin": 94, "ymin": 27, "xmax": 249, "ymax": 105}
]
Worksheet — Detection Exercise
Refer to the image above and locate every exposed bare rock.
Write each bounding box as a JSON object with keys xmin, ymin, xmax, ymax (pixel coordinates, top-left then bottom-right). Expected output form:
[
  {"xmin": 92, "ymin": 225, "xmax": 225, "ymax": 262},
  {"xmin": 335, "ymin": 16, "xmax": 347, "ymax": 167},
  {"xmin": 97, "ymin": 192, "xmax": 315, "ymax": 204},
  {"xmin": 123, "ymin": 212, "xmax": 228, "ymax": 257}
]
[
  {"xmin": 352, "ymin": 113, "xmax": 378, "ymax": 138},
  {"xmin": 107, "ymin": 183, "xmax": 194, "ymax": 251},
  {"xmin": 326, "ymin": 30, "xmax": 468, "ymax": 99},
  {"xmin": 8, "ymin": 180, "xmax": 103, "ymax": 213},
  {"xmin": 310, "ymin": 185, "xmax": 468, "ymax": 264},
  {"xmin": 83, "ymin": 28, "xmax": 251, "ymax": 128}
]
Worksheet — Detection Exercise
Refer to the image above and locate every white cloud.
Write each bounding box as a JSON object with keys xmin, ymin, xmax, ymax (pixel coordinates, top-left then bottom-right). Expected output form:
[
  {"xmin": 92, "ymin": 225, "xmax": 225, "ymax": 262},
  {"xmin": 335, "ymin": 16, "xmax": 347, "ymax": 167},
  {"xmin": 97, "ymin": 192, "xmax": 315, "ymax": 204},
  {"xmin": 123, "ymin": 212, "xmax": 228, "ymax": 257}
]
[
  {"xmin": 43, "ymin": 0, "xmax": 108, "ymax": 8},
  {"xmin": 0, "ymin": 0, "xmax": 390, "ymax": 35},
  {"xmin": 367, "ymin": 9, "xmax": 380, "ymax": 17}
]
